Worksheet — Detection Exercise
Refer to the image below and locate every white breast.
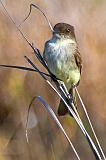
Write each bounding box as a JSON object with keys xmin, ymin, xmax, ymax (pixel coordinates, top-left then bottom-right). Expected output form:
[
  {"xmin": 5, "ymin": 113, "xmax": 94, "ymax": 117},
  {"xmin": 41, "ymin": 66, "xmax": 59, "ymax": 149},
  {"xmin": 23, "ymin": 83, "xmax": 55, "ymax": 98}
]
[{"xmin": 43, "ymin": 37, "xmax": 79, "ymax": 89}]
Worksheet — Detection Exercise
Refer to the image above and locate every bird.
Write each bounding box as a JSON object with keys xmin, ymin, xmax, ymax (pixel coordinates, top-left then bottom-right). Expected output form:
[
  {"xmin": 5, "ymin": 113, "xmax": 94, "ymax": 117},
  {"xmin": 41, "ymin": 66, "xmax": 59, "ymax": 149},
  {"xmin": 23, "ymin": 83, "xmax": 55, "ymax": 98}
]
[{"xmin": 43, "ymin": 23, "xmax": 82, "ymax": 116}]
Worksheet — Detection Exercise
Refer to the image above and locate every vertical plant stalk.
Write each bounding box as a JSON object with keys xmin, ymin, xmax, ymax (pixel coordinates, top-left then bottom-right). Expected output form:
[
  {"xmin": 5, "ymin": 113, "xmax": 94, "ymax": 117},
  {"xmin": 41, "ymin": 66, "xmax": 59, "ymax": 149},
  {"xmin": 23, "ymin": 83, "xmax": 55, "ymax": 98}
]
[{"xmin": 75, "ymin": 87, "xmax": 106, "ymax": 160}]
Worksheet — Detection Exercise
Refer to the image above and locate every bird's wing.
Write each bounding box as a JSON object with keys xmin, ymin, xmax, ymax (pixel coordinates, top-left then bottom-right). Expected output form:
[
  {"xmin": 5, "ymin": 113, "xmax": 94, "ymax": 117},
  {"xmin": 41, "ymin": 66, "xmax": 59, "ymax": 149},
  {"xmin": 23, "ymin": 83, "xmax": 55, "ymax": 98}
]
[
  {"xmin": 43, "ymin": 41, "xmax": 49, "ymax": 61},
  {"xmin": 74, "ymin": 49, "xmax": 82, "ymax": 74}
]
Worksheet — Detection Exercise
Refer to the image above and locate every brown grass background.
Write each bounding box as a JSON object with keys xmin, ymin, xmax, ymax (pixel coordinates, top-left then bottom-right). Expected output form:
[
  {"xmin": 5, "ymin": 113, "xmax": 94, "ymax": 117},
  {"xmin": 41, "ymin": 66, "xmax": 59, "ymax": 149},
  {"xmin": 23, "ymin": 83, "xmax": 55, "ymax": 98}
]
[{"xmin": 0, "ymin": 0, "xmax": 106, "ymax": 159}]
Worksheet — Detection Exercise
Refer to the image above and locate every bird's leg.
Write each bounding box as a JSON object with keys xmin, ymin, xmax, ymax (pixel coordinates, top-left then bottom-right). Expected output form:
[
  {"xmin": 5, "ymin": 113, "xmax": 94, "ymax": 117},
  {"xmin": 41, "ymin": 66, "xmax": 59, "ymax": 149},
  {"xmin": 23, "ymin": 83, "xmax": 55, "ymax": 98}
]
[
  {"xmin": 72, "ymin": 83, "xmax": 77, "ymax": 88},
  {"xmin": 70, "ymin": 84, "xmax": 78, "ymax": 109}
]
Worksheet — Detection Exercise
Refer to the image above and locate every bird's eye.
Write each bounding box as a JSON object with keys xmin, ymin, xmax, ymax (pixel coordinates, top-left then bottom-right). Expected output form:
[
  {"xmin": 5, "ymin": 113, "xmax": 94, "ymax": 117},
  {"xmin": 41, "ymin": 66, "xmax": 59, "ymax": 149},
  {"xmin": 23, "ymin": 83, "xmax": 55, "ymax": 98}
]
[{"xmin": 66, "ymin": 28, "xmax": 70, "ymax": 32}]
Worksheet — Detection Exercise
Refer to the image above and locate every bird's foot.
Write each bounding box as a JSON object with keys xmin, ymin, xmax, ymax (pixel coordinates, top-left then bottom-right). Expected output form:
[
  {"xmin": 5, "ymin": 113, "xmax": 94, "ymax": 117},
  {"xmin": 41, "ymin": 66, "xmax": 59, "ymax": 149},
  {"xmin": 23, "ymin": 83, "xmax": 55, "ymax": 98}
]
[{"xmin": 72, "ymin": 84, "xmax": 77, "ymax": 89}]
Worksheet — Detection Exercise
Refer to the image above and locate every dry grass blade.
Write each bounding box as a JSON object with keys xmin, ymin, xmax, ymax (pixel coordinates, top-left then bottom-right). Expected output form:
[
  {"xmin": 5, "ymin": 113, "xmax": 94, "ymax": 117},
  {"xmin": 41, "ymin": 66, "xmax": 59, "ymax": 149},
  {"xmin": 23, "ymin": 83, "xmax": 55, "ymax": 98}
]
[
  {"xmin": 0, "ymin": 64, "xmax": 50, "ymax": 77},
  {"xmin": 25, "ymin": 95, "xmax": 81, "ymax": 160},
  {"xmin": 18, "ymin": 3, "xmax": 53, "ymax": 32}
]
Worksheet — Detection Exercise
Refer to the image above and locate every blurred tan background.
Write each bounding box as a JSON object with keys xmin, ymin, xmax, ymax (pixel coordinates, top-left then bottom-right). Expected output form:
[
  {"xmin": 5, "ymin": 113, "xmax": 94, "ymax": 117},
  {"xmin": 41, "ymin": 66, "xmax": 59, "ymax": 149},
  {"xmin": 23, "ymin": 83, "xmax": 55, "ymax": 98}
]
[{"xmin": 0, "ymin": 0, "xmax": 106, "ymax": 159}]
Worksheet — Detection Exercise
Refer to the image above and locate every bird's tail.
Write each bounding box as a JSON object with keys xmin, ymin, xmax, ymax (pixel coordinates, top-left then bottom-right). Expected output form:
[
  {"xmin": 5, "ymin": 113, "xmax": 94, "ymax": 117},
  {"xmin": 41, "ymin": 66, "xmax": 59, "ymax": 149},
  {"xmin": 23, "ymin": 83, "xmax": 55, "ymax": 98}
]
[{"xmin": 57, "ymin": 88, "xmax": 77, "ymax": 116}]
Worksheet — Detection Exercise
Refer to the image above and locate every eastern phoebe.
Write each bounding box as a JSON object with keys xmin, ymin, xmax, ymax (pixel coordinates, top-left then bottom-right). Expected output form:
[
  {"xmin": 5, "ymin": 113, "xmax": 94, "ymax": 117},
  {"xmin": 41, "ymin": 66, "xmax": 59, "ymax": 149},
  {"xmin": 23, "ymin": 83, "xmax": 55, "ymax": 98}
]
[{"xmin": 43, "ymin": 23, "xmax": 82, "ymax": 116}]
